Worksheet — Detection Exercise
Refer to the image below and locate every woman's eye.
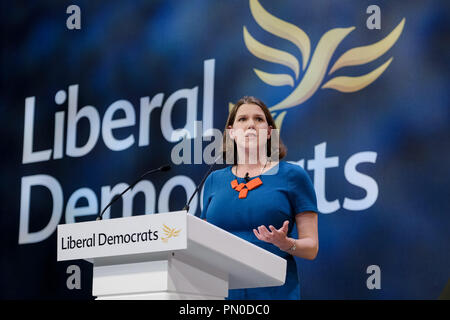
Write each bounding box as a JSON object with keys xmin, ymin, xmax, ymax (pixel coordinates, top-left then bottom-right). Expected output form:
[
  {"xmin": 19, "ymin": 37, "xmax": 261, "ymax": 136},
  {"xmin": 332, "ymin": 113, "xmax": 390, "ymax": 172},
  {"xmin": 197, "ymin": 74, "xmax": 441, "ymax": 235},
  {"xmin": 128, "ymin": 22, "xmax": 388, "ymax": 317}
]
[{"xmin": 238, "ymin": 118, "xmax": 246, "ymax": 121}]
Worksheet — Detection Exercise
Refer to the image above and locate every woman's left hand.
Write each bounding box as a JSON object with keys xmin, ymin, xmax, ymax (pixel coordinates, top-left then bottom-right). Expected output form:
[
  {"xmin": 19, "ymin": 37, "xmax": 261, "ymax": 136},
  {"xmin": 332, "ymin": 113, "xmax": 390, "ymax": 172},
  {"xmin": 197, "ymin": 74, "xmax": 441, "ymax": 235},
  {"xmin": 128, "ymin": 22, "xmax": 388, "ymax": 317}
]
[{"xmin": 253, "ymin": 220, "xmax": 291, "ymax": 250}]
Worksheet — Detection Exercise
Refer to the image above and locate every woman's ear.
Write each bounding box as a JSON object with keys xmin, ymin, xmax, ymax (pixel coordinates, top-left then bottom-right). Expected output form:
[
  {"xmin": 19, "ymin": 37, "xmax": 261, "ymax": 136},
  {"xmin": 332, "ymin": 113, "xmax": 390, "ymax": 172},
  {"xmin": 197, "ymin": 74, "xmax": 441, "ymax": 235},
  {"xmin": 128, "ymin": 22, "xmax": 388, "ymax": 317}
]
[
  {"xmin": 267, "ymin": 125, "xmax": 273, "ymax": 139},
  {"xmin": 227, "ymin": 125, "xmax": 234, "ymax": 140}
]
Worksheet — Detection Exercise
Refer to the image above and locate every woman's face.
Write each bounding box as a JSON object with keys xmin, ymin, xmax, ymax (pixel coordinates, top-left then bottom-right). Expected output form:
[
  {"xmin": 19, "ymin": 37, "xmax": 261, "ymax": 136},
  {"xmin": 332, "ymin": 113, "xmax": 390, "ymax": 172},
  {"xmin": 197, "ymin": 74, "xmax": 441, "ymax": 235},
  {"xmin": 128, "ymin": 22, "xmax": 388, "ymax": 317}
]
[{"xmin": 228, "ymin": 103, "xmax": 272, "ymax": 155}]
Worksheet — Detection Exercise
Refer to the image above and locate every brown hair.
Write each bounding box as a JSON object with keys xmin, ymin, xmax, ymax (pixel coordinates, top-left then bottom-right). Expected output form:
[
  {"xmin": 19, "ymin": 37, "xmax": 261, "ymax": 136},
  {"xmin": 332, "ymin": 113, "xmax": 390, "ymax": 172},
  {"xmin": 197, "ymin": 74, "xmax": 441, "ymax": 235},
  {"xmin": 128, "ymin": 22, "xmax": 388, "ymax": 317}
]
[{"xmin": 222, "ymin": 96, "xmax": 287, "ymax": 164}]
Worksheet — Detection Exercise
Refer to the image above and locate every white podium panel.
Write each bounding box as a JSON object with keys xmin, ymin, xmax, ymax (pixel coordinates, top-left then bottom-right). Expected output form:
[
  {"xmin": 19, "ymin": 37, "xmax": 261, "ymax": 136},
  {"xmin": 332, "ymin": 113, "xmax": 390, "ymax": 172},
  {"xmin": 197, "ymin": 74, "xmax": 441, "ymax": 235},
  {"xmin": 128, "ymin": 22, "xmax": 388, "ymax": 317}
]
[{"xmin": 57, "ymin": 211, "xmax": 286, "ymax": 300}]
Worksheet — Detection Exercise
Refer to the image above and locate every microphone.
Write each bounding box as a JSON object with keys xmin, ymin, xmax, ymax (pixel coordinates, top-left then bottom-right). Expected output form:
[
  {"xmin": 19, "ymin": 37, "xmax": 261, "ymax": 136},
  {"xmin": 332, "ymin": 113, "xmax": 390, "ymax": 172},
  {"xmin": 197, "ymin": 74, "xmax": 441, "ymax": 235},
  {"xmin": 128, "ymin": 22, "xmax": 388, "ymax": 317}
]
[
  {"xmin": 183, "ymin": 155, "xmax": 222, "ymax": 213},
  {"xmin": 96, "ymin": 164, "xmax": 171, "ymax": 221},
  {"xmin": 244, "ymin": 172, "xmax": 250, "ymax": 183}
]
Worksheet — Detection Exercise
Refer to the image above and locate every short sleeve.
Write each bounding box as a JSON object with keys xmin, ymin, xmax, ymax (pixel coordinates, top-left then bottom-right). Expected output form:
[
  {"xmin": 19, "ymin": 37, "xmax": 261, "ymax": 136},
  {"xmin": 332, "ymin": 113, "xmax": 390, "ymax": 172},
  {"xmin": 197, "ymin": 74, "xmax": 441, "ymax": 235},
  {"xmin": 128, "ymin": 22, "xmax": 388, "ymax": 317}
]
[
  {"xmin": 200, "ymin": 172, "xmax": 214, "ymax": 219},
  {"xmin": 288, "ymin": 165, "xmax": 318, "ymax": 215}
]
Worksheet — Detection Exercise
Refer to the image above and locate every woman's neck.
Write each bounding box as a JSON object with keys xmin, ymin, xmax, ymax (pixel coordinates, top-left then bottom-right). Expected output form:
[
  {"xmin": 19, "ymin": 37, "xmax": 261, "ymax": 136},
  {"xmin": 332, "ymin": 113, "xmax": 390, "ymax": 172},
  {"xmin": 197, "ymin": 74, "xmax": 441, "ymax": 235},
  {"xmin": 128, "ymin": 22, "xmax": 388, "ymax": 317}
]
[{"xmin": 234, "ymin": 155, "xmax": 270, "ymax": 177}]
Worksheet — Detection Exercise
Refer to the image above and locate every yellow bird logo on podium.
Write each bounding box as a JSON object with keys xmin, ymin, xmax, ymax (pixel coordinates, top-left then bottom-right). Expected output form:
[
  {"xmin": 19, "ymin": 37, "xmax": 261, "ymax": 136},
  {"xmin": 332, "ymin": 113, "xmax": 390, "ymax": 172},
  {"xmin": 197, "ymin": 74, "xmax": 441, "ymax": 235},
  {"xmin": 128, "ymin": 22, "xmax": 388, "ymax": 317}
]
[
  {"xmin": 231, "ymin": 0, "xmax": 405, "ymax": 129},
  {"xmin": 161, "ymin": 224, "xmax": 182, "ymax": 243}
]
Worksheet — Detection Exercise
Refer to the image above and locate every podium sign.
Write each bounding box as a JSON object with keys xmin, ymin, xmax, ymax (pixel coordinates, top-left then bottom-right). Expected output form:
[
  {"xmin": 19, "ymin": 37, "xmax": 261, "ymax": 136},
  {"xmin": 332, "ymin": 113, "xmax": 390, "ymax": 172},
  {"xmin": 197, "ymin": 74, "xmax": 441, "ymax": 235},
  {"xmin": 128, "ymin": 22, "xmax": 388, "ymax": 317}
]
[{"xmin": 57, "ymin": 211, "xmax": 187, "ymax": 261}]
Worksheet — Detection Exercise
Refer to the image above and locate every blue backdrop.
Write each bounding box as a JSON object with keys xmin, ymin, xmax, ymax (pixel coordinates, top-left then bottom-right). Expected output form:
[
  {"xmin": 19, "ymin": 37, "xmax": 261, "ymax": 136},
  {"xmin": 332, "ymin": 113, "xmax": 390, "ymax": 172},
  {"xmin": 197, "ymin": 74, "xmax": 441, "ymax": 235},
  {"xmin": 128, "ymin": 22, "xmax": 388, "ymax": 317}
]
[{"xmin": 1, "ymin": 0, "xmax": 449, "ymax": 299}]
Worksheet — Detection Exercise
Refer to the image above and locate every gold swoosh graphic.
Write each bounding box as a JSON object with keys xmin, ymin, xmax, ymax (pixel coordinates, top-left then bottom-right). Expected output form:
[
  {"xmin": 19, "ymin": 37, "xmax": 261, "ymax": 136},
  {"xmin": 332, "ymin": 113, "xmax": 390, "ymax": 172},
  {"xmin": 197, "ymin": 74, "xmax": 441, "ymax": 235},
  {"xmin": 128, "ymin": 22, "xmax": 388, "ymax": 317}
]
[
  {"xmin": 269, "ymin": 27, "xmax": 355, "ymax": 112},
  {"xmin": 329, "ymin": 18, "xmax": 405, "ymax": 75},
  {"xmin": 322, "ymin": 57, "xmax": 393, "ymax": 92},
  {"xmin": 229, "ymin": 102, "xmax": 234, "ymax": 113},
  {"xmin": 254, "ymin": 69, "xmax": 294, "ymax": 87},
  {"xmin": 244, "ymin": 26, "xmax": 300, "ymax": 79},
  {"xmin": 240, "ymin": 0, "xmax": 405, "ymax": 129},
  {"xmin": 249, "ymin": 0, "xmax": 311, "ymax": 72}
]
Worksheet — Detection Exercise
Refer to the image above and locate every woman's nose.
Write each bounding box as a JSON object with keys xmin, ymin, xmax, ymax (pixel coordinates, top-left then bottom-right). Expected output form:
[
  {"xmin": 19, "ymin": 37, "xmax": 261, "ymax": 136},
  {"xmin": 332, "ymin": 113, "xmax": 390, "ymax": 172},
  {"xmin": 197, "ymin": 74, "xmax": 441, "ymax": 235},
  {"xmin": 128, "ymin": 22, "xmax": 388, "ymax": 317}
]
[{"xmin": 247, "ymin": 118, "xmax": 256, "ymax": 128}]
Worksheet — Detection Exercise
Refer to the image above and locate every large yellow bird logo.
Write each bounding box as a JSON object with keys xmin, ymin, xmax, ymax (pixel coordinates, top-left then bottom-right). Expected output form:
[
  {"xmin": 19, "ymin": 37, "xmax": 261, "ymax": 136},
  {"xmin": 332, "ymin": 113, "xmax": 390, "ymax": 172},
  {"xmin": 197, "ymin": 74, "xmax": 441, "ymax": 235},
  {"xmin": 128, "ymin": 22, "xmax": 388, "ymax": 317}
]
[
  {"xmin": 234, "ymin": 0, "xmax": 405, "ymax": 129},
  {"xmin": 161, "ymin": 224, "xmax": 181, "ymax": 243}
]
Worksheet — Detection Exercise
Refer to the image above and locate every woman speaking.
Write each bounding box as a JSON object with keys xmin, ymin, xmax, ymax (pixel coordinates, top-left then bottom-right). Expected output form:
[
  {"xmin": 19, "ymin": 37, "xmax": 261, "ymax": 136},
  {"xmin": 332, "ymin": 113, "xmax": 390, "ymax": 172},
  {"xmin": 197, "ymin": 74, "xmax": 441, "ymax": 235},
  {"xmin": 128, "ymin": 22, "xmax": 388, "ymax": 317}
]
[{"xmin": 201, "ymin": 96, "xmax": 318, "ymax": 300}]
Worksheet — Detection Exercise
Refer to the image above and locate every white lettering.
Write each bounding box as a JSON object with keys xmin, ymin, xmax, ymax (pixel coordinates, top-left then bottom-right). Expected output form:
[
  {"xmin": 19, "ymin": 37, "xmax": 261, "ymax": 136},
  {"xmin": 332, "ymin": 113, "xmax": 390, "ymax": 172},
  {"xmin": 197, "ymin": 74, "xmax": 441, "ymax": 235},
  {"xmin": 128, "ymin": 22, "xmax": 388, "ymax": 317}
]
[
  {"xmin": 66, "ymin": 85, "xmax": 100, "ymax": 157},
  {"xmin": 22, "ymin": 97, "xmax": 52, "ymax": 164},
  {"xmin": 161, "ymin": 87, "xmax": 198, "ymax": 142},
  {"xmin": 202, "ymin": 59, "xmax": 215, "ymax": 137},
  {"xmin": 65, "ymin": 188, "xmax": 98, "ymax": 224},
  {"xmin": 21, "ymin": 59, "xmax": 216, "ymax": 163},
  {"xmin": 307, "ymin": 142, "xmax": 340, "ymax": 214},
  {"xmin": 366, "ymin": 264, "xmax": 381, "ymax": 289},
  {"xmin": 102, "ymin": 99, "xmax": 136, "ymax": 151},
  {"xmin": 138, "ymin": 93, "xmax": 164, "ymax": 146},
  {"xmin": 343, "ymin": 152, "xmax": 379, "ymax": 211},
  {"xmin": 19, "ymin": 175, "xmax": 63, "ymax": 244}
]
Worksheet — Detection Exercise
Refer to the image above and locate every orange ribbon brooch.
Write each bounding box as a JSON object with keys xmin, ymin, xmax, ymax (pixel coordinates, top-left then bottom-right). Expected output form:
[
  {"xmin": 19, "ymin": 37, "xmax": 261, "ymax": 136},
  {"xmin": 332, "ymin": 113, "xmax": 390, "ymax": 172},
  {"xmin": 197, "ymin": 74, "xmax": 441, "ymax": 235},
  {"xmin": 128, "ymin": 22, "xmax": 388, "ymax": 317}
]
[{"xmin": 230, "ymin": 177, "xmax": 263, "ymax": 199}]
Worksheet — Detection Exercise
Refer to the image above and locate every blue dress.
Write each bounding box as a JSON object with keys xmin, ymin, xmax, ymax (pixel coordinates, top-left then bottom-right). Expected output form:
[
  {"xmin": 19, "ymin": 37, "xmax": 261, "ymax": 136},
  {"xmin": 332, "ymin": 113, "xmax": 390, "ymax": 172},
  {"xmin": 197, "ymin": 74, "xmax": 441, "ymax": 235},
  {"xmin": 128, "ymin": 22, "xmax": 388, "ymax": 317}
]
[{"xmin": 200, "ymin": 161, "xmax": 318, "ymax": 300}]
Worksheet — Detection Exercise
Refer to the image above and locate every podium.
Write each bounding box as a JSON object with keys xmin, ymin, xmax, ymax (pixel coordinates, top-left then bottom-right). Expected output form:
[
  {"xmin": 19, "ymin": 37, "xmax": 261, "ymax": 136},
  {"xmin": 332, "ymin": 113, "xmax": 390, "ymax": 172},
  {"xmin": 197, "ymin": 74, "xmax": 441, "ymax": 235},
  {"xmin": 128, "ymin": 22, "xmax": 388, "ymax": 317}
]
[{"xmin": 57, "ymin": 211, "xmax": 286, "ymax": 300}]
